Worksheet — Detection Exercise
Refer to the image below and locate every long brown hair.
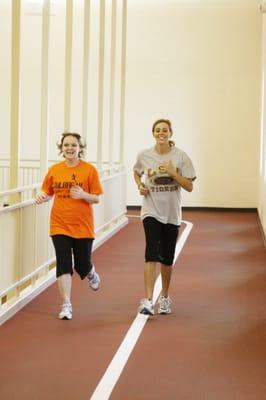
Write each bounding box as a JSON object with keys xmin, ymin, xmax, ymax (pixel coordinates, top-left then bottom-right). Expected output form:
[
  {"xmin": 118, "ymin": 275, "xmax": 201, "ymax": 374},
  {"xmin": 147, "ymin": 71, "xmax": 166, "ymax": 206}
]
[{"xmin": 152, "ymin": 119, "xmax": 175, "ymax": 147}]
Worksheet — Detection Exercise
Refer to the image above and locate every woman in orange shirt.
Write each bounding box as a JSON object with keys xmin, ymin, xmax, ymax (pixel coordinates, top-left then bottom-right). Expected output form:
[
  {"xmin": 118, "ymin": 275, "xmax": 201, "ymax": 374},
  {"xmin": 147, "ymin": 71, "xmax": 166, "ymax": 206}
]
[{"xmin": 36, "ymin": 133, "xmax": 103, "ymax": 320}]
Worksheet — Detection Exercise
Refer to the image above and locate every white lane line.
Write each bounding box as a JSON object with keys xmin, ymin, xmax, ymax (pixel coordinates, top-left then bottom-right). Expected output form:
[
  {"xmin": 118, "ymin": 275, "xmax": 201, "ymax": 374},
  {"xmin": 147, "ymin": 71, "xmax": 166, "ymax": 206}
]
[{"xmin": 90, "ymin": 220, "xmax": 193, "ymax": 400}]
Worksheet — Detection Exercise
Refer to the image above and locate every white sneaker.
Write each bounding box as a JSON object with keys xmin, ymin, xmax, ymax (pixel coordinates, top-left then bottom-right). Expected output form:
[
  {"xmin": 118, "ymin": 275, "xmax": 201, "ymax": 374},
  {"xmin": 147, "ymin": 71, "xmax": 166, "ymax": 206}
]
[
  {"xmin": 138, "ymin": 298, "xmax": 154, "ymax": 316},
  {"xmin": 59, "ymin": 303, "xmax": 72, "ymax": 320},
  {"xmin": 158, "ymin": 296, "xmax": 172, "ymax": 314},
  {"xmin": 88, "ymin": 265, "xmax": 100, "ymax": 291}
]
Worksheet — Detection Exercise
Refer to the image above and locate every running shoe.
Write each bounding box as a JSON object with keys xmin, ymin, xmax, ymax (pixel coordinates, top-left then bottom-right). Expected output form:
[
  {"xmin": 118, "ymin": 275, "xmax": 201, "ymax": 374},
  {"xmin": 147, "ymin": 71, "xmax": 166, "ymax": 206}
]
[
  {"xmin": 59, "ymin": 303, "xmax": 72, "ymax": 320},
  {"xmin": 158, "ymin": 295, "xmax": 172, "ymax": 314},
  {"xmin": 88, "ymin": 265, "xmax": 101, "ymax": 291},
  {"xmin": 138, "ymin": 298, "xmax": 154, "ymax": 315}
]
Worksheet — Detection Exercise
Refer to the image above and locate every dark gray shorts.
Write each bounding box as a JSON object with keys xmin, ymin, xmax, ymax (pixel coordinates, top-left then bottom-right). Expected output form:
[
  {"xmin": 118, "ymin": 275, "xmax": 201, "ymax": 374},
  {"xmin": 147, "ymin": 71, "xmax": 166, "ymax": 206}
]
[
  {"xmin": 143, "ymin": 217, "xmax": 179, "ymax": 266},
  {"xmin": 52, "ymin": 234, "xmax": 94, "ymax": 279}
]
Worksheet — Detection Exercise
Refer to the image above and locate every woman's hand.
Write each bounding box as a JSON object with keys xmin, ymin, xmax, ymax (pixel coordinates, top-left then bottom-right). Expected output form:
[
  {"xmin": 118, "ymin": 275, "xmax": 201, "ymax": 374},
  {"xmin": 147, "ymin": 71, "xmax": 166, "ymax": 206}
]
[
  {"xmin": 35, "ymin": 192, "xmax": 51, "ymax": 204},
  {"xmin": 70, "ymin": 186, "xmax": 100, "ymax": 203},
  {"xmin": 134, "ymin": 171, "xmax": 149, "ymax": 196},
  {"xmin": 162, "ymin": 160, "xmax": 177, "ymax": 176},
  {"xmin": 70, "ymin": 185, "xmax": 86, "ymax": 200},
  {"xmin": 138, "ymin": 183, "xmax": 149, "ymax": 196},
  {"xmin": 162, "ymin": 161, "xmax": 193, "ymax": 192}
]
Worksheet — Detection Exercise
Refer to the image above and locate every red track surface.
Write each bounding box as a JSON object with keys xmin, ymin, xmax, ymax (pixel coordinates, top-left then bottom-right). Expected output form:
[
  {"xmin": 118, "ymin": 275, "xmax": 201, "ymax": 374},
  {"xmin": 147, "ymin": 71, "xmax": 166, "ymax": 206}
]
[{"xmin": 0, "ymin": 210, "xmax": 266, "ymax": 400}]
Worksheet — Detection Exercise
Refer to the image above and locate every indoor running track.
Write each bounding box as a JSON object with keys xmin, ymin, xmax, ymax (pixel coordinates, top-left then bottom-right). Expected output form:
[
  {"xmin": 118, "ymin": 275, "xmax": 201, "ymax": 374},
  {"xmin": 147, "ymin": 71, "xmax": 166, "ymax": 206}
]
[{"xmin": 0, "ymin": 210, "xmax": 266, "ymax": 400}]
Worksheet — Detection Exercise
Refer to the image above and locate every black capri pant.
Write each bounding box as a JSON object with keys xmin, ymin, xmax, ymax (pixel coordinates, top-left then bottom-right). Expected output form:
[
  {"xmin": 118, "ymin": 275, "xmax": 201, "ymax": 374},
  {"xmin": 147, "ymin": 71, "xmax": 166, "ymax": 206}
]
[
  {"xmin": 52, "ymin": 234, "xmax": 94, "ymax": 279},
  {"xmin": 143, "ymin": 217, "xmax": 179, "ymax": 266}
]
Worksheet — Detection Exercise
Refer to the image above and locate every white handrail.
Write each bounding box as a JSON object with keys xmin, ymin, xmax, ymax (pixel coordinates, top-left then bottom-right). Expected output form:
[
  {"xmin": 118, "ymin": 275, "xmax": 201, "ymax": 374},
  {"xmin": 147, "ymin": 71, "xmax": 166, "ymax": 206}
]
[{"xmin": 0, "ymin": 165, "xmax": 128, "ymax": 325}]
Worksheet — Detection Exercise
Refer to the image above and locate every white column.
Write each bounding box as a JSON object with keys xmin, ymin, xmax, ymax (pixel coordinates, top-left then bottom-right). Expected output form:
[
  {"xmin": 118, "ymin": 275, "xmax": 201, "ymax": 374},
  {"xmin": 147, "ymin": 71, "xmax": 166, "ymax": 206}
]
[
  {"xmin": 10, "ymin": 0, "xmax": 21, "ymax": 191},
  {"xmin": 40, "ymin": 0, "xmax": 50, "ymax": 177},
  {"xmin": 64, "ymin": 0, "xmax": 73, "ymax": 132},
  {"xmin": 97, "ymin": 0, "xmax": 105, "ymax": 167},
  {"xmin": 108, "ymin": 0, "xmax": 117, "ymax": 166},
  {"xmin": 82, "ymin": 0, "xmax": 91, "ymax": 142},
  {"xmin": 119, "ymin": 0, "xmax": 127, "ymax": 164}
]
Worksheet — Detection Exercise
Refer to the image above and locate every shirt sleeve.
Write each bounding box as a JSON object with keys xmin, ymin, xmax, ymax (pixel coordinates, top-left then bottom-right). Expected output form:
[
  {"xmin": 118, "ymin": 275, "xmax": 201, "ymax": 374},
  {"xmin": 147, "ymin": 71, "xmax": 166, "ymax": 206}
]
[
  {"xmin": 133, "ymin": 153, "xmax": 144, "ymax": 176},
  {"xmin": 88, "ymin": 167, "xmax": 104, "ymax": 195},
  {"xmin": 180, "ymin": 152, "xmax": 196, "ymax": 181},
  {"xmin": 41, "ymin": 169, "xmax": 54, "ymax": 196}
]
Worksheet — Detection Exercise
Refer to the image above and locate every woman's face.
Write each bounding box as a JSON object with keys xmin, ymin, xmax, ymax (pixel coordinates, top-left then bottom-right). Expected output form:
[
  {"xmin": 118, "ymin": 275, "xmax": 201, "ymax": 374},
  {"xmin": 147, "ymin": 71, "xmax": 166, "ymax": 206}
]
[
  {"xmin": 62, "ymin": 135, "xmax": 80, "ymax": 160},
  {"xmin": 153, "ymin": 122, "xmax": 172, "ymax": 145}
]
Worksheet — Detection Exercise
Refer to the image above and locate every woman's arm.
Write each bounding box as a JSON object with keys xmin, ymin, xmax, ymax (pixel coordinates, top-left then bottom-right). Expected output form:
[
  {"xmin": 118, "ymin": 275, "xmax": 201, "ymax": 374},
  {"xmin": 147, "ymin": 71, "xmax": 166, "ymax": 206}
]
[
  {"xmin": 134, "ymin": 171, "xmax": 149, "ymax": 195},
  {"xmin": 134, "ymin": 171, "xmax": 143, "ymax": 189},
  {"xmin": 173, "ymin": 174, "xmax": 193, "ymax": 192},
  {"xmin": 35, "ymin": 192, "xmax": 53, "ymax": 204},
  {"xmin": 162, "ymin": 161, "xmax": 194, "ymax": 192},
  {"xmin": 70, "ymin": 186, "xmax": 100, "ymax": 204}
]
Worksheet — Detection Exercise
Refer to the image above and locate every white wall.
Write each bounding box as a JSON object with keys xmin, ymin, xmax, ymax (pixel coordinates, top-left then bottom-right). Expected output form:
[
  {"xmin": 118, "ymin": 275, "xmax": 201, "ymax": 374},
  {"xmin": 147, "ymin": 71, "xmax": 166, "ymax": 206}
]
[
  {"xmin": 124, "ymin": 0, "xmax": 262, "ymax": 207},
  {"xmin": 258, "ymin": 8, "xmax": 266, "ymax": 240},
  {"xmin": 0, "ymin": 0, "xmax": 264, "ymax": 211}
]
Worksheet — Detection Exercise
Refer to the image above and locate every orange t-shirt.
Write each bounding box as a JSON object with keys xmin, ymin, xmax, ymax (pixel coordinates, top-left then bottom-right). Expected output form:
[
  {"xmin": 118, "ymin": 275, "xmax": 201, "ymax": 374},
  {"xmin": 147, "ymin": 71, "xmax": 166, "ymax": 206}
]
[{"xmin": 41, "ymin": 160, "xmax": 103, "ymax": 238}]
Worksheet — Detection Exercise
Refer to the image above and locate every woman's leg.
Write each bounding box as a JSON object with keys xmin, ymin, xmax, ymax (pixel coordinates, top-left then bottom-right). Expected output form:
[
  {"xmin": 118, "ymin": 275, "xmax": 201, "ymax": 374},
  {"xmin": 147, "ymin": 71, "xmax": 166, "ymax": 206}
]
[
  {"xmin": 160, "ymin": 264, "xmax": 172, "ymax": 297},
  {"xmin": 158, "ymin": 224, "xmax": 179, "ymax": 314},
  {"xmin": 52, "ymin": 235, "xmax": 73, "ymax": 306},
  {"xmin": 73, "ymin": 238, "xmax": 100, "ymax": 290},
  {"xmin": 142, "ymin": 217, "xmax": 162, "ymax": 298},
  {"xmin": 57, "ymin": 273, "xmax": 72, "ymax": 304},
  {"xmin": 160, "ymin": 223, "xmax": 179, "ymax": 297},
  {"xmin": 73, "ymin": 238, "xmax": 94, "ymax": 279},
  {"xmin": 144, "ymin": 261, "xmax": 157, "ymax": 299},
  {"xmin": 139, "ymin": 218, "xmax": 162, "ymax": 315}
]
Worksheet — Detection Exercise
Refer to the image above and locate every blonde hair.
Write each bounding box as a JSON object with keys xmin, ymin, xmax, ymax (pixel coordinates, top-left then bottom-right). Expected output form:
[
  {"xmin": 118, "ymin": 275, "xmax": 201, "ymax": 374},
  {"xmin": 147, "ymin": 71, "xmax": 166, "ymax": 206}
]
[{"xmin": 152, "ymin": 119, "xmax": 175, "ymax": 147}]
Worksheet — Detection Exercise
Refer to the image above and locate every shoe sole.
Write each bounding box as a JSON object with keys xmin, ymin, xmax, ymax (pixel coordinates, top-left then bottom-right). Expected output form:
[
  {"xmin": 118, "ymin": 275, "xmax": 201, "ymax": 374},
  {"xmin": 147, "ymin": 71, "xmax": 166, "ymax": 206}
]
[
  {"xmin": 89, "ymin": 275, "xmax": 100, "ymax": 291},
  {"xmin": 90, "ymin": 284, "xmax": 100, "ymax": 291},
  {"xmin": 139, "ymin": 308, "xmax": 154, "ymax": 316},
  {"xmin": 158, "ymin": 310, "xmax": 171, "ymax": 315}
]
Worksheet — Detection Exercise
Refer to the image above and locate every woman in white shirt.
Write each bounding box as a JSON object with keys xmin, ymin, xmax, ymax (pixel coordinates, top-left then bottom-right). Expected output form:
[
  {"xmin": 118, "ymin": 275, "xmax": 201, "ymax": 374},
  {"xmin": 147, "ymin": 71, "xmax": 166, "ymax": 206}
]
[{"xmin": 133, "ymin": 119, "xmax": 196, "ymax": 316}]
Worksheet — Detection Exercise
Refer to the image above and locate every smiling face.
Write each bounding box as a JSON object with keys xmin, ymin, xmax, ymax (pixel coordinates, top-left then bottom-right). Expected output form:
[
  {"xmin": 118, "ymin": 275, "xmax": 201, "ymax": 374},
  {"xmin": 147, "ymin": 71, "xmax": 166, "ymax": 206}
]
[
  {"xmin": 62, "ymin": 135, "xmax": 80, "ymax": 161},
  {"xmin": 152, "ymin": 121, "xmax": 172, "ymax": 146}
]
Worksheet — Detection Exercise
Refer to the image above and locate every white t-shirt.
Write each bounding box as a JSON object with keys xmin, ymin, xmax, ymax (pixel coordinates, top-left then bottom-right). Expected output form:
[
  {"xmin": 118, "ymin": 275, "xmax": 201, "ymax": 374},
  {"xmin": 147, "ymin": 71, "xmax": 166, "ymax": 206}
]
[{"xmin": 133, "ymin": 146, "xmax": 196, "ymax": 226}]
